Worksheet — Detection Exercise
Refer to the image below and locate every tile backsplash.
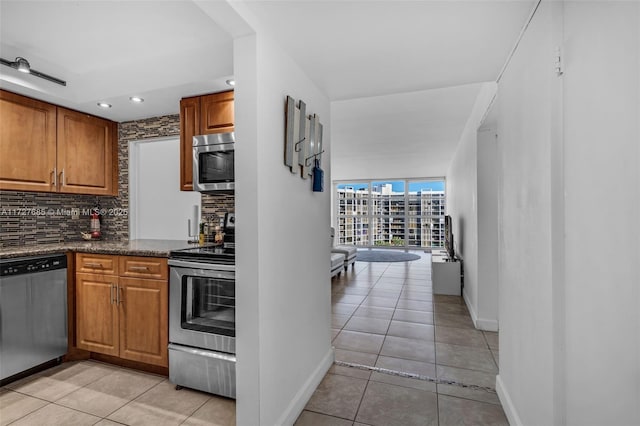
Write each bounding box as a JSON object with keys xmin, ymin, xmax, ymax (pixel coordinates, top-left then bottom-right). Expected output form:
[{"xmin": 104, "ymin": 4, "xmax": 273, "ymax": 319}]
[
  {"xmin": 202, "ymin": 193, "xmax": 235, "ymax": 227},
  {"xmin": 0, "ymin": 192, "xmax": 122, "ymax": 247},
  {"xmin": 0, "ymin": 114, "xmax": 234, "ymax": 249}
]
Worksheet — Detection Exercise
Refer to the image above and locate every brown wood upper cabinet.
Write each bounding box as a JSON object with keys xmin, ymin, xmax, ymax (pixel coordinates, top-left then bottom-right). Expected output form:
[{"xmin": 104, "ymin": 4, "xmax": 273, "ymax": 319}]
[
  {"xmin": 200, "ymin": 91, "xmax": 234, "ymax": 134},
  {"xmin": 57, "ymin": 107, "xmax": 118, "ymax": 196},
  {"xmin": 179, "ymin": 97, "xmax": 199, "ymax": 191},
  {"xmin": 0, "ymin": 90, "xmax": 57, "ymax": 192},
  {"xmin": 179, "ymin": 90, "xmax": 234, "ymax": 191},
  {"xmin": 0, "ymin": 90, "xmax": 118, "ymax": 195}
]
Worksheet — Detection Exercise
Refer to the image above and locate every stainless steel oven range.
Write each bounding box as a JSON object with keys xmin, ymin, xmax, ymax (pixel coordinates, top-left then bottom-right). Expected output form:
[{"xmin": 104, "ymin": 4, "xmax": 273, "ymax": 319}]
[{"xmin": 168, "ymin": 243, "xmax": 236, "ymax": 398}]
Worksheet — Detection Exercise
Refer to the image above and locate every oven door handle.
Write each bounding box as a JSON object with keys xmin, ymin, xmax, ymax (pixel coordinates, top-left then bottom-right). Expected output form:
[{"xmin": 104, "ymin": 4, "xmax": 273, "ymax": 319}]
[
  {"xmin": 168, "ymin": 343, "xmax": 236, "ymax": 362},
  {"xmin": 168, "ymin": 259, "xmax": 235, "ymax": 273}
]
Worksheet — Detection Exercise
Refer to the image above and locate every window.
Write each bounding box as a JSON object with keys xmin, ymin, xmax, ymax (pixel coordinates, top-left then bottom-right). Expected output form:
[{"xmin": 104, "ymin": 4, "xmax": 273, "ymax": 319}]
[
  {"xmin": 336, "ymin": 183, "xmax": 370, "ymax": 246},
  {"xmin": 335, "ymin": 179, "xmax": 445, "ymax": 249}
]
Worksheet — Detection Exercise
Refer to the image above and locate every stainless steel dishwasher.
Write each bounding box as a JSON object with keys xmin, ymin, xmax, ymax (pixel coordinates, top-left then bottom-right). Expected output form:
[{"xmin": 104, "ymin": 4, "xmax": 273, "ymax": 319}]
[{"xmin": 0, "ymin": 253, "xmax": 68, "ymax": 381}]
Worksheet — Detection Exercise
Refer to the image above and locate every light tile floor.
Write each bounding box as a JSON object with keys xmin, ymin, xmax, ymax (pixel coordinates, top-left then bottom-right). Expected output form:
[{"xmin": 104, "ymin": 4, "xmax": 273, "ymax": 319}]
[
  {"xmin": 0, "ymin": 361, "xmax": 235, "ymax": 426},
  {"xmin": 295, "ymin": 251, "xmax": 507, "ymax": 426},
  {"xmin": 0, "ymin": 251, "xmax": 505, "ymax": 426}
]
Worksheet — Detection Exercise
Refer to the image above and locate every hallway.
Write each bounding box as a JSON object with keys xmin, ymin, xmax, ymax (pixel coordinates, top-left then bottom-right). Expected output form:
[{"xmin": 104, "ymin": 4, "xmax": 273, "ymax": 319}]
[{"xmin": 296, "ymin": 252, "xmax": 507, "ymax": 425}]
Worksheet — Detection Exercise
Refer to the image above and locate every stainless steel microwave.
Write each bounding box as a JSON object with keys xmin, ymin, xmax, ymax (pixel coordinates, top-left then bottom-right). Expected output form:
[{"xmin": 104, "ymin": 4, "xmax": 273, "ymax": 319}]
[{"xmin": 193, "ymin": 132, "xmax": 234, "ymax": 193}]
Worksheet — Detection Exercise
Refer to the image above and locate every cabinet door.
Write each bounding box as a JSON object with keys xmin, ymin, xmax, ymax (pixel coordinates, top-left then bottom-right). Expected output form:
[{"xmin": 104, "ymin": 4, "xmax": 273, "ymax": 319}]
[
  {"xmin": 200, "ymin": 90, "xmax": 234, "ymax": 135},
  {"xmin": 118, "ymin": 277, "xmax": 168, "ymax": 367},
  {"xmin": 57, "ymin": 107, "xmax": 118, "ymax": 196},
  {"xmin": 76, "ymin": 273, "xmax": 119, "ymax": 356},
  {"xmin": 0, "ymin": 90, "xmax": 57, "ymax": 192},
  {"xmin": 179, "ymin": 97, "xmax": 199, "ymax": 191}
]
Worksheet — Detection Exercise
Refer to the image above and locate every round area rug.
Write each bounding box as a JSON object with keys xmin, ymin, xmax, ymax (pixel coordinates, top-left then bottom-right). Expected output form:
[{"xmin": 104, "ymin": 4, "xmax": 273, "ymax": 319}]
[{"xmin": 356, "ymin": 249, "xmax": 421, "ymax": 262}]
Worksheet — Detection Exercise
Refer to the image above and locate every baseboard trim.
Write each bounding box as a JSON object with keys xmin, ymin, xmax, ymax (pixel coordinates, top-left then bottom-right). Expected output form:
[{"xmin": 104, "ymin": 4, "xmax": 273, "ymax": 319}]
[
  {"xmin": 274, "ymin": 346, "xmax": 334, "ymax": 426},
  {"xmin": 462, "ymin": 289, "xmax": 499, "ymax": 332},
  {"xmin": 496, "ymin": 374, "xmax": 524, "ymax": 426},
  {"xmin": 462, "ymin": 289, "xmax": 478, "ymax": 324},
  {"xmin": 476, "ymin": 318, "xmax": 499, "ymax": 332}
]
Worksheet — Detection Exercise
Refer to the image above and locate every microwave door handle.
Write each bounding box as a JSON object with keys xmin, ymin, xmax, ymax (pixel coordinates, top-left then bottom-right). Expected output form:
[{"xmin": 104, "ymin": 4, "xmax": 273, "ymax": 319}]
[{"xmin": 192, "ymin": 149, "xmax": 199, "ymax": 188}]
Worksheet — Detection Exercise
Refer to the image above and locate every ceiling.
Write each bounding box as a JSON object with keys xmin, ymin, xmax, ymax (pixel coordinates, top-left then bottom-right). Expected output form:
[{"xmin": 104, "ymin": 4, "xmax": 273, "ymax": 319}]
[
  {"xmin": 1, "ymin": 0, "xmax": 534, "ymax": 173},
  {"xmin": 243, "ymin": 0, "xmax": 534, "ymax": 101},
  {"xmin": 0, "ymin": 1, "xmax": 234, "ymax": 122},
  {"xmin": 241, "ymin": 0, "xmax": 534, "ymax": 175}
]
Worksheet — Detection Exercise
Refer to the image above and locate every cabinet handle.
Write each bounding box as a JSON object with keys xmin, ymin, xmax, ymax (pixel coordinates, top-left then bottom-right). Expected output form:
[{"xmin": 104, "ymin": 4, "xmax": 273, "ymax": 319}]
[
  {"xmin": 129, "ymin": 266, "xmax": 149, "ymax": 272},
  {"xmin": 59, "ymin": 169, "xmax": 65, "ymax": 187},
  {"xmin": 84, "ymin": 263, "xmax": 103, "ymax": 268},
  {"xmin": 118, "ymin": 286, "xmax": 124, "ymax": 305},
  {"xmin": 110, "ymin": 284, "xmax": 115, "ymax": 305},
  {"xmin": 51, "ymin": 167, "xmax": 57, "ymax": 187}
]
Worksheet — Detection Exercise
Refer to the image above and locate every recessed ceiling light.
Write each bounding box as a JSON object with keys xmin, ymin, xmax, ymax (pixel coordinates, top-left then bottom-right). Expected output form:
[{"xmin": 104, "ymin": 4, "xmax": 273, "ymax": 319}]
[
  {"xmin": 97, "ymin": 102, "xmax": 112, "ymax": 108},
  {"xmin": 129, "ymin": 96, "xmax": 144, "ymax": 103},
  {"xmin": 226, "ymin": 79, "xmax": 235, "ymax": 87}
]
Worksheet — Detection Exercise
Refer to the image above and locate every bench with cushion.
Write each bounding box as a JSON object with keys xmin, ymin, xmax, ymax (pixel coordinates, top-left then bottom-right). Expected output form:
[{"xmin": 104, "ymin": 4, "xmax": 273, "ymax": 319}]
[
  {"xmin": 330, "ymin": 227, "xmax": 357, "ymax": 271},
  {"xmin": 331, "ymin": 253, "xmax": 346, "ymax": 278}
]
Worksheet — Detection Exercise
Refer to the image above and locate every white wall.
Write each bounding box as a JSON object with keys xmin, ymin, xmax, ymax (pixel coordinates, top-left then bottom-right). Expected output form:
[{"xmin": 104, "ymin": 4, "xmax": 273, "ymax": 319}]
[
  {"xmin": 446, "ymin": 107, "xmax": 477, "ymax": 319},
  {"xmin": 495, "ymin": 1, "xmax": 640, "ymax": 425},
  {"xmin": 445, "ymin": 82, "xmax": 497, "ymax": 331},
  {"xmin": 129, "ymin": 137, "xmax": 201, "ymax": 240},
  {"xmin": 494, "ymin": 1, "xmax": 562, "ymax": 424},
  {"xmin": 562, "ymin": 2, "xmax": 639, "ymax": 425},
  {"xmin": 477, "ymin": 126, "xmax": 499, "ymax": 331},
  {"xmin": 234, "ymin": 33, "xmax": 333, "ymax": 426}
]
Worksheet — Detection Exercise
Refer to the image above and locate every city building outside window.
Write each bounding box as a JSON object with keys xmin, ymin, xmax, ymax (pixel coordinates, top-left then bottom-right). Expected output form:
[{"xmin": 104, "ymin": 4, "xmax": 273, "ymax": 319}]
[{"xmin": 334, "ymin": 179, "xmax": 446, "ymax": 249}]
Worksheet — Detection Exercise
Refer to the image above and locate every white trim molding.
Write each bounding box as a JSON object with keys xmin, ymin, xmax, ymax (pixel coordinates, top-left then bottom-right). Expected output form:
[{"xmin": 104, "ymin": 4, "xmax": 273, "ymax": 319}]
[
  {"xmin": 275, "ymin": 347, "xmax": 334, "ymax": 426},
  {"xmin": 463, "ymin": 288, "xmax": 499, "ymax": 332},
  {"xmin": 496, "ymin": 374, "xmax": 523, "ymax": 426}
]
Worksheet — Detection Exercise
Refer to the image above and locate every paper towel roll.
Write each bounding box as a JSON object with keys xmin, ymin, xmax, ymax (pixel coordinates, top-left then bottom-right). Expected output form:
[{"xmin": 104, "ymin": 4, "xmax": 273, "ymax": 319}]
[
  {"xmin": 189, "ymin": 205, "xmax": 200, "ymax": 236},
  {"xmin": 192, "ymin": 205, "xmax": 200, "ymax": 235}
]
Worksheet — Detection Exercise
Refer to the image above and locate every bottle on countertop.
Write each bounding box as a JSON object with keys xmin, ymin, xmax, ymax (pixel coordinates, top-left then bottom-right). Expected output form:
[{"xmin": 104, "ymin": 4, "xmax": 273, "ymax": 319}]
[
  {"xmin": 199, "ymin": 222, "xmax": 205, "ymax": 246},
  {"xmin": 90, "ymin": 202, "xmax": 102, "ymax": 239}
]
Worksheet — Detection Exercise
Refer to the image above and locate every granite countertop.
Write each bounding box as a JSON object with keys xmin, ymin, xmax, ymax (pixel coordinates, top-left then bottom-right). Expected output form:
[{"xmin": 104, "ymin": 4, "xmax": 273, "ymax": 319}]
[{"xmin": 0, "ymin": 239, "xmax": 198, "ymax": 259}]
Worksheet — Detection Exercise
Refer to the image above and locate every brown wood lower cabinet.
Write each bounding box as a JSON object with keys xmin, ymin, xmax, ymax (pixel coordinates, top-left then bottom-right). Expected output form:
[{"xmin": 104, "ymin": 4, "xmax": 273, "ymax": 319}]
[
  {"xmin": 76, "ymin": 272, "xmax": 119, "ymax": 356},
  {"xmin": 75, "ymin": 253, "xmax": 168, "ymax": 368},
  {"xmin": 119, "ymin": 277, "xmax": 168, "ymax": 366}
]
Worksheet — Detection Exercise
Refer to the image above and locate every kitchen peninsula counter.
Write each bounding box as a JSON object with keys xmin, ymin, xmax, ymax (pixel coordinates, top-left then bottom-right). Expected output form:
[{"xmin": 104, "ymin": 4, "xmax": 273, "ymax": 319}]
[{"xmin": 0, "ymin": 239, "xmax": 196, "ymax": 259}]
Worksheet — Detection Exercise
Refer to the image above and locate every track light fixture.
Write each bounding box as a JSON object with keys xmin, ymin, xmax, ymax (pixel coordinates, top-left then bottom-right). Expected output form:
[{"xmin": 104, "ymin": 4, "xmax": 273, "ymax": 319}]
[
  {"xmin": 15, "ymin": 57, "xmax": 30, "ymax": 73},
  {"xmin": 0, "ymin": 56, "xmax": 67, "ymax": 86}
]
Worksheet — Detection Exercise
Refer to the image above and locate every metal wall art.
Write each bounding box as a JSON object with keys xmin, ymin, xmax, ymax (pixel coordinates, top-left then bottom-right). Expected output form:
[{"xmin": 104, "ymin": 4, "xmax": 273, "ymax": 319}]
[{"xmin": 284, "ymin": 96, "xmax": 324, "ymax": 189}]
